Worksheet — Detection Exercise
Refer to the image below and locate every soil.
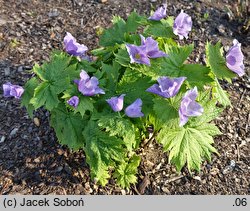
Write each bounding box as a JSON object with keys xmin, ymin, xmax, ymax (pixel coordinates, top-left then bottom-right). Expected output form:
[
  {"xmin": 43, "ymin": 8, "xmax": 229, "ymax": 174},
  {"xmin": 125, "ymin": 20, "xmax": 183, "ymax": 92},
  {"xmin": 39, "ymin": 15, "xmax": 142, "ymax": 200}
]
[{"xmin": 0, "ymin": 0, "xmax": 249, "ymax": 195}]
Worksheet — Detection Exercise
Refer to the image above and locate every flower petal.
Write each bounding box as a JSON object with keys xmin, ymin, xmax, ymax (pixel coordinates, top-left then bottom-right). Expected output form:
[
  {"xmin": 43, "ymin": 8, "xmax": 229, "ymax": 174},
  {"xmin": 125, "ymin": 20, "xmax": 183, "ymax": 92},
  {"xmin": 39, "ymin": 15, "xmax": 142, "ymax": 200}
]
[
  {"xmin": 106, "ymin": 94, "xmax": 125, "ymax": 112},
  {"xmin": 125, "ymin": 98, "xmax": 144, "ymax": 118},
  {"xmin": 173, "ymin": 10, "xmax": 192, "ymax": 40},
  {"xmin": 226, "ymin": 39, "xmax": 245, "ymax": 77},
  {"xmin": 63, "ymin": 32, "xmax": 88, "ymax": 56},
  {"xmin": 148, "ymin": 4, "xmax": 167, "ymax": 21},
  {"xmin": 126, "ymin": 44, "xmax": 151, "ymax": 66},
  {"xmin": 178, "ymin": 87, "xmax": 203, "ymax": 126},
  {"xmin": 67, "ymin": 96, "xmax": 79, "ymax": 108}
]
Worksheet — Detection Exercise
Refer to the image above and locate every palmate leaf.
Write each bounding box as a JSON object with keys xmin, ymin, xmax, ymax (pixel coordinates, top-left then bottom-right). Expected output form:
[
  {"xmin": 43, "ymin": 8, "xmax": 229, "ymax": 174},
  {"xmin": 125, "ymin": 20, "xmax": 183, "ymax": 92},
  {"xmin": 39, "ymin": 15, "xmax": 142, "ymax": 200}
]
[
  {"xmin": 62, "ymin": 86, "xmax": 95, "ymax": 117},
  {"xmin": 101, "ymin": 62, "xmax": 121, "ymax": 96},
  {"xmin": 157, "ymin": 90, "xmax": 222, "ymax": 172},
  {"xmin": 114, "ymin": 155, "xmax": 141, "ymax": 189},
  {"xmin": 99, "ymin": 12, "xmax": 145, "ymax": 47},
  {"xmin": 158, "ymin": 124, "xmax": 219, "ymax": 172},
  {"xmin": 165, "ymin": 44, "xmax": 194, "ymax": 67},
  {"xmin": 21, "ymin": 77, "xmax": 39, "ymax": 117},
  {"xmin": 98, "ymin": 114, "xmax": 137, "ymax": 152},
  {"xmin": 50, "ymin": 104, "xmax": 86, "ymax": 150},
  {"xmin": 117, "ymin": 68, "xmax": 154, "ymax": 115},
  {"xmin": 205, "ymin": 42, "xmax": 236, "ymax": 81},
  {"xmin": 83, "ymin": 121, "xmax": 125, "ymax": 186},
  {"xmin": 212, "ymin": 78, "xmax": 231, "ymax": 107},
  {"xmin": 144, "ymin": 17, "xmax": 175, "ymax": 38},
  {"xmin": 30, "ymin": 52, "xmax": 71, "ymax": 110},
  {"xmin": 138, "ymin": 44, "xmax": 194, "ymax": 79},
  {"xmin": 179, "ymin": 64, "xmax": 213, "ymax": 89},
  {"xmin": 71, "ymin": 96, "xmax": 93, "ymax": 117},
  {"xmin": 153, "ymin": 97, "xmax": 180, "ymax": 128}
]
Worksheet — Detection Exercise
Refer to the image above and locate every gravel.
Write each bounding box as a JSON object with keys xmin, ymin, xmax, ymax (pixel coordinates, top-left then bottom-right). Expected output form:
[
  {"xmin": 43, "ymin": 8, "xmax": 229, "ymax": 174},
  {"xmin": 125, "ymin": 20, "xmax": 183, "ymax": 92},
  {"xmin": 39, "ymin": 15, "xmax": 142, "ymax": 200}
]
[{"xmin": 0, "ymin": 0, "xmax": 249, "ymax": 195}]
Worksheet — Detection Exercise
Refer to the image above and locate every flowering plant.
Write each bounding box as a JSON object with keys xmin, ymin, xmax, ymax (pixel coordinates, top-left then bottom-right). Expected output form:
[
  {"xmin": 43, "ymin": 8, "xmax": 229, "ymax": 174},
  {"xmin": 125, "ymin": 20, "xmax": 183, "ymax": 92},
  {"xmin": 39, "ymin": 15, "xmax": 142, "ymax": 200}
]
[{"xmin": 3, "ymin": 5, "xmax": 245, "ymax": 188}]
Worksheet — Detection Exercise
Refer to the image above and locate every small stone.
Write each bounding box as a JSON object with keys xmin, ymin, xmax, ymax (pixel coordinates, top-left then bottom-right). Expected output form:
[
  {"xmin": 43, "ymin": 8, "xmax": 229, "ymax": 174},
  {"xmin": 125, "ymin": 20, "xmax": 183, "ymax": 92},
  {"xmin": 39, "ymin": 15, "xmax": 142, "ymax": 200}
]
[
  {"xmin": 57, "ymin": 149, "xmax": 64, "ymax": 155},
  {"xmin": 4, "ymin": 67, "xmax": 11, "ymax": 76},
  {"xmin": 48, "ymin": 9, "xmax": 59, "ymax": 17},
  {"xmin": 155, "ymin": 163, "xmax": 162, "ymax": 170},
  {"xmin": 64, "ymin": 163, "xmax": 72, "ymax": 174},
  {"xmin": 210, "ymin": 167, "xmax": 220, "ymax": 176},
  {"xmin": 121, "ymin": 189, "xmax": 126, "ymax": 195},
  {"xmin": 217, "ymin": 24, "xmax": 226, "ymax": 34},
  {"xmin": 193, "ymin": 176, "xmax": 201, "ymax": 181},
  {"xmin": 33, "ymin": 117, "xmax": 40, "ymax": 127},
  {"xmin": 34, "ymin": 158, "xmax": 40, "ymax": 163},
  {"xmin": 0, "ymin": 136, "xmax": 6, "ymax": 143},
  {"xmin": 9, "ymin": 128, "xmax": 18, "ymax": 138},
  {"xmin": 162, "ymin": 186, "xmax": 170, "ymax": 194},
  {"xmin": 17, "ymin": 66, "xmax": 23, "ymax": 72},
  {"xmin": 55, "ymin": 166, "xmax": 63, "ymax": 172}
]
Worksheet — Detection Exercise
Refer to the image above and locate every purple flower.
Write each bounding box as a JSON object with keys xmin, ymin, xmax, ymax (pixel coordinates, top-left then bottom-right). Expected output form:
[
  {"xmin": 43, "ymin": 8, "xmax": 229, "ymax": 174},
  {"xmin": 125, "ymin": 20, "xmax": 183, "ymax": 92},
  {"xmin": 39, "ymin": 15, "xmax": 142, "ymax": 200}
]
[
  {"xmin": 67, "ymin": 96, "xmax": 79, "ymax": 108},
  {"xmin": 126, "ymin": 36, "xmax": 167, "ymax": 66},
  {"xmin": 63, "ymin": 32, "xmax": 88, "ymax": 57},
  {"xmin": 226, "ymin": 39, "xmax": 245, "ymax": 77},
  {"xmin": 148, "ymin": 4, "xmax": 167, "ymax": 21},
  {"xmin": 147, "ymin": 76, "xmax": 186, "ymax": 98},
  {"xmin": 76, "ymin": 70, "xmax": 105, "ymax": 96},
  {"xmin": 3, "ymin": 82, "xmax": 24, "ymax": 99},
  {"xmin": 125, "ymin": 98, "xmax": 144, "ymax": 118},
  {"xmin": 126, "ymin": 44, "xmax": 150, "ymax": 66},
  {"xmin": 140, "ymin": 35, "xmax": 168, "ymax": 58},
  {"xmin": 106, "ymin": 94, "xmax": 126, "ymax": 112},
  {"xmin": 173, "ymin": 10, "xmax": 192, "ymax": 40},
  {"xmin": 179, "ymin": 87, "xmax": 203, "ymax": 126}
]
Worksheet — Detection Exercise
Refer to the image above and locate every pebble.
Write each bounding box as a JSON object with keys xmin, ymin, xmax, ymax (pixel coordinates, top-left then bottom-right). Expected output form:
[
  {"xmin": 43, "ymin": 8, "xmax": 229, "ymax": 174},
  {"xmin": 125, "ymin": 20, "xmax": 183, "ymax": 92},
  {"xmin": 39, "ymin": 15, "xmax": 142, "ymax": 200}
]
[
  {"xmin": 193, "ymin": 176, "xmax": 201, "ymax": 181},
  {"xmin": 9, "ymin": 128, "xmax": 19, "ymax": 138},
  {"xmin": 0, "ymin": 136, "xmax": 6, "ymax": 143},
  {"xmin": 161, "ymin": 186, "xmax": 170, "ymax": 194},
  {"xmin": 34, "ymin": 157, "xmax": 40, "ymax": 163},
  {"xmin": 55, "ymin": 166, "xmax": 63, "ymax": 172},
  {"xmin": 17, "ymin": 66, "xmax": 23, "ymax": 72},
  {"xmin": 33, "ymin": 117, "xmax": 40, "ymax": 127},
  {"xmin": 210, "ymin": 167, "xmax": 220, "ymax": 176},
  {"xmin": 217, "ymin": 24, "xmax": 226, "ymax": 34},
  {"xmin": 121, "ymin": 189, "xmax": 126, "ymax": 195},
  {"xmin": 48, "ymin": 9, "xmax": 59, "ymax": 18},
  {"xmin": 64, "ymin": 163, "xmax": 72, "ymax": 174},
  {"xmin": 4, "ymin": 67, "xmax": 11, "ymax": 76}
]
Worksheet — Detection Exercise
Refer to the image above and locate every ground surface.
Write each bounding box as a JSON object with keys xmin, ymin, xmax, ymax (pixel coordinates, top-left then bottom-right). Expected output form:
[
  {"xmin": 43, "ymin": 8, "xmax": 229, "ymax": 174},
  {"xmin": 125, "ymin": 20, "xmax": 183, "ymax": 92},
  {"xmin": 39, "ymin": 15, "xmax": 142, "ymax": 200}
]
[{"xmin": 0, "ymin": 0, "xmax": 249, "ymax": 195}]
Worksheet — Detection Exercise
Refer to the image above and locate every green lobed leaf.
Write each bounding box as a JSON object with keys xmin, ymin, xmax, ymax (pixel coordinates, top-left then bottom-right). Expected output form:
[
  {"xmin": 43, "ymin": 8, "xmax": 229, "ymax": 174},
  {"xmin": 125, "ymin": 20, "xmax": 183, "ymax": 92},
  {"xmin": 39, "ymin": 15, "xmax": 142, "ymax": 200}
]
[
  {"xmin": 101, "ymin": 62, "xmax": 121, "ymax": 96},
  {"xmin": 30, "ymin": 52, "xmax": 71, "ymax": 110},
  {"xmin": 205, "ymin": 42, "xmax": 236, "ymax": 81},
  {"xmin": 157, "ymin": 124, "xmax": 219, "ymax": 172},
  {"xmin": 125, "ymin": 11, "xmax": 146, "ymax": 32},
  {"xmin": 50, "ymin": 104, "xmax": 87, "ymax": 150},
  {"xmin": 165, "ymin": 44, "xmax": 194, "ymax": 67},
  {"xmin": 30, "ymin": 82, "xmax": 59, "ymax": 111},
  {"xmin": 157, "ymin": 88, "xmax": 222, "ymax": 172},
  {"xmin": 74, "ymin": 96, "xmax": 94, "ymax": 117},
  {"xmin": 115, "ymin": 47, "xmax": 131, "ymax": 67},
  {"xmin": 144, "ymin": 17, "xmax": 175, "ymax": 38},
  {"xmin": 212, "ymin": 78, "xmax": 231, "ymax": 107},
  {"xmin": 117, "ymin": 68, "xmax": 154, "ymax": 115},
  {"xmin": 21, "ymin": 77, "xmax": 40, "ymax": 117},
  {"xmin": 83, "ymin": 121, "xmax": 125, "ymax": 186},
  {"xmin": 99, "ymin": 16, "xmax": 127, "ymax": 47},
  {"xmin": 180, "ymin": 64, "xmax": 213, "ymax": 89},
  {"xmin": 114, "ymin": 155, "xmax": 141, "ymax": 189},
  {"xmin": 153, "ymin": 97, "xmax": 180, "ymax": 128},
  {"xmin": 98, "ymin": 114, "xmax": 137, "ymax": 152}
]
